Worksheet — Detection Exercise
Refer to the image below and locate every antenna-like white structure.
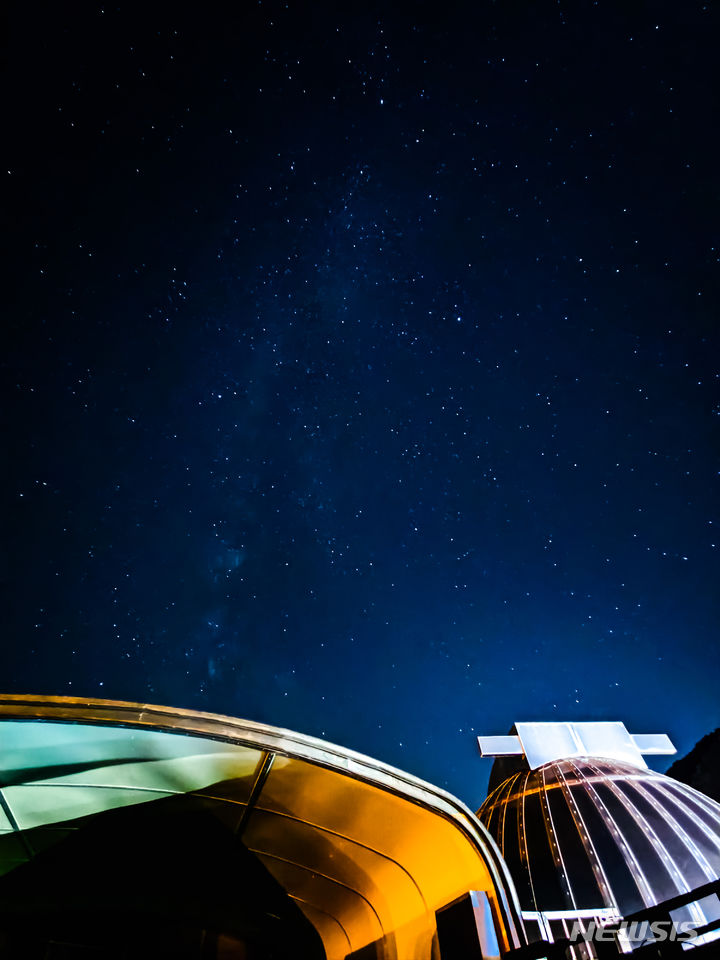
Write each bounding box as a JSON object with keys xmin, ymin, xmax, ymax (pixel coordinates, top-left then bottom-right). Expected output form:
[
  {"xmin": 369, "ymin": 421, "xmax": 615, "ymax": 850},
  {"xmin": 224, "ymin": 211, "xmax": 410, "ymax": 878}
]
[{"xmin": 477, "ymin": 720, "xmax": 675, "ymax": 770}]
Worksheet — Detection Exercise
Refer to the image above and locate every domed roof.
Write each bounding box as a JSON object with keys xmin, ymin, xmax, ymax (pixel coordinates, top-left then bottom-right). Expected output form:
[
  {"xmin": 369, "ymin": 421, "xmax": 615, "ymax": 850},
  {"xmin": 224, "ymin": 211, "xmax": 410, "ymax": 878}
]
[
  {"xmin": 478, "ymin": 756, "xmax": 720, "ymax": 917},
  {"xmin": 0, "ymin": 694, "xmax": 525, "ymax": 960}
]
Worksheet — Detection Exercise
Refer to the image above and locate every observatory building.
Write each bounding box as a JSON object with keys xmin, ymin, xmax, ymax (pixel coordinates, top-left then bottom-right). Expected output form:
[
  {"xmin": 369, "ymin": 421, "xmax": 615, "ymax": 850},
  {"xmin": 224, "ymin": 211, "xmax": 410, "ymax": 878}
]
[
  {"xmin": 0, "ymin": 697, "xmax": 719, "ymax": 959},
  {"xmin": 477, "ymin": 722, "xmax": 720, "ymax": 956}
]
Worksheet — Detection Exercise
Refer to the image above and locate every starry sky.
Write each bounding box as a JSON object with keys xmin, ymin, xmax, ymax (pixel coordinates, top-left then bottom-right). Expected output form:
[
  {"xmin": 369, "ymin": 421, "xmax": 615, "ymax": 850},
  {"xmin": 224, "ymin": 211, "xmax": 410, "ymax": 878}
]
[{"xmin": 3, "ymin": 1, "xmax": 718, "ymax": 805}]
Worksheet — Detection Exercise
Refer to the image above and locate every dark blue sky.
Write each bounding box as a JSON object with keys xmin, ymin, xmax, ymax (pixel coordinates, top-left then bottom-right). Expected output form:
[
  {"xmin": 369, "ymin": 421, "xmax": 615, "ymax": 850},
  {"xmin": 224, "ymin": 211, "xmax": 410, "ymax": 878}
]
[{"xmin": 3, "ymin": 1, "xmax": 718, "ymax": 806}]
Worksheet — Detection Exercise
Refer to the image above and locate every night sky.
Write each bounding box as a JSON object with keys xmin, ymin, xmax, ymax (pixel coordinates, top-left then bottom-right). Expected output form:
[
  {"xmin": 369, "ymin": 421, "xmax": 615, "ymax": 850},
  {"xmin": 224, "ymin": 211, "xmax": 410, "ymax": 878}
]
[{"xmin": 3, "ymin": 2, "xmax": 718, "ymax": 805}]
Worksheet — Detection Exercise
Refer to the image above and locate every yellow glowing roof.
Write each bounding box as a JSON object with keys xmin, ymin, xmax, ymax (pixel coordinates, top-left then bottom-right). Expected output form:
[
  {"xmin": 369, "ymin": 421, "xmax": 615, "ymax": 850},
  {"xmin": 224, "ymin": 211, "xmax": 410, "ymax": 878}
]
[{"xmin": 0, "ymin": 694, "xmax": 522, "ymax": 958}]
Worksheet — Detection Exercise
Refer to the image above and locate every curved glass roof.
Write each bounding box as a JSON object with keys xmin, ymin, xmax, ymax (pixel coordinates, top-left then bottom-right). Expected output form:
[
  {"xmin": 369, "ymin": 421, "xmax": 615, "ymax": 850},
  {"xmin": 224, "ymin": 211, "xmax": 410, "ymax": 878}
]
[
  {"xmin": 478, "ymin": 756, "xmax": 720, "ymax": 918},
  {"xmin": 0, "ymin": 694, "xmax": 522, "ymax": 959}
]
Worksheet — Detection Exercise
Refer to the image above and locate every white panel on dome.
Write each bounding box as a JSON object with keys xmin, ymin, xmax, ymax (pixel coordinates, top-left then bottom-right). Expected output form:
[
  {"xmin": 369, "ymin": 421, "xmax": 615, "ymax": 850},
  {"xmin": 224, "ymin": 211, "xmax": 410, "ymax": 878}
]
[
  {"xmin": 513, "ymin": 721, "xmax": 649, "ymax": 770},
  {"xmin": 631, "ymin": 733, "xmax": 676, "ymax": 755},
  {"xmin": 573, "ymin": 722, "xmax": 647, "ymax": 769},
  {"xmin": 476, "ymin": 735, "xmax": 523, "ymax": 758},
  {"xmin": 515, "ymin": 723, "xmax": 583, "ymax": 769}
]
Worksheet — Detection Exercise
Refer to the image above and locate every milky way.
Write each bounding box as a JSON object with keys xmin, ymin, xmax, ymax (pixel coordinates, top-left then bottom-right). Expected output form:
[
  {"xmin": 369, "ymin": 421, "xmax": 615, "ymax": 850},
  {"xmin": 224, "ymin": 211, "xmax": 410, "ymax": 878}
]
[{"xmin": 3, "ymin": 2, "xmax": 718, "ymax": 803}]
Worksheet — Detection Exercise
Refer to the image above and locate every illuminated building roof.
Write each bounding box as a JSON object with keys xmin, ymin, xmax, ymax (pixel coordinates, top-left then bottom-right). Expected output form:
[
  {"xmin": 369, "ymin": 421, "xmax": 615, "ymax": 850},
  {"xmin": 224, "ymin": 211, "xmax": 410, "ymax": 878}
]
[
  {"xmin": 0, "ymin": 694, "xmax": 522, "ymax": 959},
  {"xmin": 479, "ymin": 756, "xmax": 720, "ymax": 918}
]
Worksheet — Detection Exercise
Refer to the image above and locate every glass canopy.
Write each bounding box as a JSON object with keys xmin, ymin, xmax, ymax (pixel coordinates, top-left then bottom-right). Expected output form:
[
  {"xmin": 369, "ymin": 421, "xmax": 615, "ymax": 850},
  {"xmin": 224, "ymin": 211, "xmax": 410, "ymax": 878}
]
[{"xmin": 0, "ymin": 694, "xmax": 522, "ymax": 959}]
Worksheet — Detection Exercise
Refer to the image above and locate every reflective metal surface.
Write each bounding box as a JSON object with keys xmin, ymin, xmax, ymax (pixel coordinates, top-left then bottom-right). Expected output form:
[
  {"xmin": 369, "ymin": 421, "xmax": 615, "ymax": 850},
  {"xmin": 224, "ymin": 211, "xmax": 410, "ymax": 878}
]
[
  {"xmin": 479, "ymin": 755, "xmax": 720, "ymax": 951},
  {"xmin": 0, "ymin": 694, "xmax": 522, "ymax": 959}
]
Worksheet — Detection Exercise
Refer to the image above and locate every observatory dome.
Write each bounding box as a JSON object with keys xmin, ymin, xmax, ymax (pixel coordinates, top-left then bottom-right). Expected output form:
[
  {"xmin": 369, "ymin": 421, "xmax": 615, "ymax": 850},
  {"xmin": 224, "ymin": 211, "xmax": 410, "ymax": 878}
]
[{"xmin": 478, "ymin": 755, "xmax": 720, "ymax": 919}]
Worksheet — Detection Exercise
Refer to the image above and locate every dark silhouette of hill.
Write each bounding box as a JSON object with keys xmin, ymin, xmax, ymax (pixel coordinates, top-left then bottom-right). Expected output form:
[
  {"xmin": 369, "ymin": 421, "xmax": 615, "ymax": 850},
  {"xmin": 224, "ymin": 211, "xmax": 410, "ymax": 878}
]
[{"xmin": 668, "ymin": 729, "xmax": 720, "ymax": 802}]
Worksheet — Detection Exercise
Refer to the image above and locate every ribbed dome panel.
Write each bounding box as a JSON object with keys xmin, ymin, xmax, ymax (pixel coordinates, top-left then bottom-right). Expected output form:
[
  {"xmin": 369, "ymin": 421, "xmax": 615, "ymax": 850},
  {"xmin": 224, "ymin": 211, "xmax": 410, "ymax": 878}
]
[{"xmin": 478, "ymin": 758, "xmax": 720, "ymax": 917}]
